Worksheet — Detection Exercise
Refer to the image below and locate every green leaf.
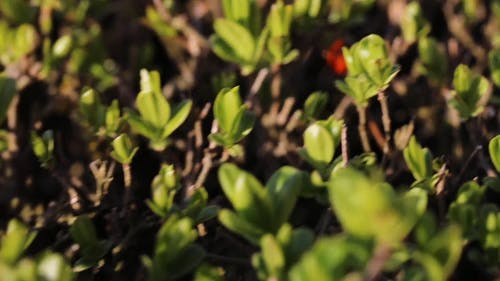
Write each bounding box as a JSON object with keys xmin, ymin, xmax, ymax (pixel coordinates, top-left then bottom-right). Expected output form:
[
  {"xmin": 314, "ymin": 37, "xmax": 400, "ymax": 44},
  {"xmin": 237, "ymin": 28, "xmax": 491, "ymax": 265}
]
[
  {"xmin": 37, "ymin": 253, "xmax": 74, "ymax": 281},
  {"xmin": 105, "ymin": 99, "xmax": 121, "ymax": 135},
  {"xmin": 403, "ymin": 136, "xmax": 433, "ymax": 181},
  {"xmin": 154, "ymin": 216, "xmax": 197, "ymax": 264},
  {"xmin": 0, "ymin": 76, "xmax": 16, "ymax": 125},
  {"xmin": 328, "ymin": 168, "xmax": 424, "ymax": 244},
  {"xmin": 218, "ymin": 209, "xmax": 265, "ymax": 245},
  {"xmin": 489, "ymin": 49, "xmax": 500, "ymax": 87},
  {"xmin": 214, "ymin": 86, "xmax": 242, "ymax": 133},
  {"xmin": 229, "ymin": 106, "xmax": 256, "ymax": 143},
  {"xmin": 167, "ymin": 245, "xmax": 206, "ymax": 280},
  {"xmin": 266, "ymin": 166, "xmax": 306, "ymax": 227},
  {"xmin": 213, "ymin": 19, "xmax": 255, "ymax": 63},
  {"xmin": 0, "ymin": 0, "xmax": 36, "ymax": 24},
  {"xmin": 302, "ymin": 123, "xmax": 335, "ymax": 168},
  {"xmin": 303, "ymin": 91, "xmax": 328, "ymax": 120},
  {"xmin": 423, "ymin": 225, "xmax": 463, "ymax": 278},
  {"xmin": 401, "ymin": 2, "xmax": 430, "ymax": 44},
  {"xmin": 289, "ymin": 235, "xmax": 372, "ymax": 281},
  {"xmin": 110, "ymin": 134, "xmax": 138, "ymax": 165},
  {"xmin": 80, "ymin": 89, "xmax": 106, "ymax": 129},
  {"xmin": 0, "ymin": 219, "xmax": 36, "ymax": 265},
  {"xmin": 194, "ymin": 264, "xmax": 225, "ymax": 281},
  {"xmin": 52, "ymin": 35, "xmax": 73, "ymax": 58},
  {"xmin": 450, "ymin": 64, "xmax": 489, "ymax": 119},
  {"xmin": 140, "ymin": 69, "xmax": 162, "ymax": 96},
  {"xmin": 31, "ymin": 130, "xmax": 54, "ymax": 167},
  {"xmin": 417, "ymin": 37, "xmax": 448, "ymax": 85},
  {"xmin": 218, "ymin": 163, "xmax": 272, "ymax": 229},
  {"xmin": 162, "ymin": 99, "xmax": 192, "ymax": 139},
  {"xmin": 489, "ymin": 135, "xmax": 500, "ymax": 172},
  {"xmin": 261, "ymin": 234, "xmax": 285, "ymax": 277},
  {"xmin": 150, "ymin": 165, "xmax": 177, "ymax": 214},
  {"xmin": 136, "ymin": 90, "xmax": 171, "ymax": 129},
  {"xmin": 69, "ymin": 216, "xmax": 100, "ymax": 253},
  {"xmin": 285, "ymin": 228, "xmax": 314, "ymax": 265},
  {"xmin": 150, "ymin": 216, "xmax": 199, "ymax": 281},
  {"xmin": 126, "ymin": 111, "xmax": 158, "ymax": 140}
]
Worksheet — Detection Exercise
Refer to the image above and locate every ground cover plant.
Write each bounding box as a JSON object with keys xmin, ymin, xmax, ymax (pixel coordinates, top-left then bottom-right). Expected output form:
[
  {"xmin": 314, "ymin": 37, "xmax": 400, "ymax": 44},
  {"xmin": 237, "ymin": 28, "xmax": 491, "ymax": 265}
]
[{"xmin": 0, "ymin": 0, "xmax": 500, "ymax": 280}]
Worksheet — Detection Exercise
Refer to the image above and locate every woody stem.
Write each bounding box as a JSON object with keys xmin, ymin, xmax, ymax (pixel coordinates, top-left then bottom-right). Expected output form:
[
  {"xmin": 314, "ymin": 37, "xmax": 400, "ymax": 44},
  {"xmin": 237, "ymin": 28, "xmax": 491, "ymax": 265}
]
[
  {"xmin": 378, "ymin": 91, "xmax": 391, "ymax": 155},
  {"xmin": 356, "ymin": 105, "xmax": 371, "ymax": 152}
]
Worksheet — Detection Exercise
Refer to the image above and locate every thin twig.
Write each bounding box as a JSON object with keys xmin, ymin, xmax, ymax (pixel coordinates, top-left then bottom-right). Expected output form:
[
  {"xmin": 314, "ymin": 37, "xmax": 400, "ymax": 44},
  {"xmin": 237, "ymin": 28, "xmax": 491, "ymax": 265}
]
[
  {"xmin": 332, "ymin": 96, "xmax": 353, "ymax": 119},
  {"xmin": 341, "ymin": 125, "xmax": 349, "ymax": 167},
  {"xmin": 378, "ymin": 91, "xmax": 391, "ymax": 156},
  {"xmin": 269, "ymin": 65, "xmax": 282, "ymax": 125},
  {"xmin": 455, "ymin": 145, "xmax": 482, "ymax": 185},
  {"xmin": 276, "ymin": 97, "xmax": 295, "ymax": 126},
  {"xmin": 356, "ymin": 105, "xmax": 371, "ymax": 152},
  {"xmin": 246, "ymin": 68, "xmax": 269, "ymax": 113}
]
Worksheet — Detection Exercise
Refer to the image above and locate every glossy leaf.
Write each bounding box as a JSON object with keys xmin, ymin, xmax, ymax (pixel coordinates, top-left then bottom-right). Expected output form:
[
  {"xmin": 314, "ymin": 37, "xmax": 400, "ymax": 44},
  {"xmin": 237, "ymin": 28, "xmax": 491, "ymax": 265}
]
[
  {"xmin": 136, "ymin": 90, "xmax": 170, "ymax": 129},
  {"xmin": 140, "ymin": 69, "xmax": 162, "ymax": 96},
  {"xmin": 214, "ymin": 86, "xmax": 242, "ymax": 133},
  {"xmin": 265, "ymin": 166, "xmax": 306, "ymax": 226},
  {"xmin": 302, "ymin": 123, "xmax": 335, "ymax": 168}
]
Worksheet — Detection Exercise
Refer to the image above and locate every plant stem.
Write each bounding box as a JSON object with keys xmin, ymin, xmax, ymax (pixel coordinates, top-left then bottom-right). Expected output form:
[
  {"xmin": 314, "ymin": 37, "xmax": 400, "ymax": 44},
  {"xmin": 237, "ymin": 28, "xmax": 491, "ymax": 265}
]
[
  {"xmin": 356, "ymin": 105, "xmax": 371, "ymax": 152},
  {"xmin": 123, "ymin": 163, "xmax": 132, "ymax": 208},
  {"xmin": 341, "ymin": 125, "xmax": 349, "ymax": 167},
  {"xmin": 378, "ymin": 91, "xmax": 391, "ymax": 155},
  {"xmin": 269, "ymin": 64, "xmax": 282, "ymax": 125}
]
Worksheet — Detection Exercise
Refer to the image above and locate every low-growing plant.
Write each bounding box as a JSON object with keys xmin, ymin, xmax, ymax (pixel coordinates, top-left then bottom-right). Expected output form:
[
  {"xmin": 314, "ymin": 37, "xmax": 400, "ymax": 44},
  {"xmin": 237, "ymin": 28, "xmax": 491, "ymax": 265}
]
[
  {"xmin": 0, "ymin": 219, "xmax": 74, "ymax": 281},
  {"xmin": 298, "ymin": 118, "xmax": 344, "ymax": 180},
  {"xmin": 217, "ymin": 163, "xmax": 307, "ymax": 244},
  {"xmin": 448, "ymin": 64, "xmax": 489, "ymax": 120},
  {"xmin": 143, "ymin": 215, "xmax": 205, "ymax": 281},
  {"xmin": 400, "ymin": 1, "xmax": 431, "ymax": 44},
  {"xmin": 80, "ymin": 89, "xmax": 122, "ymax": 137},
  {"xmin": 126, "ymin": 69, "xmax": 192, "ymax": 151},
  {"xmin": 252, "ymin": 224, "xmax": 314, "ymax": 281},
  {"xmin": 69, "ymin": 216, "xmax": 111, "ymax": 272},
  {"xmin": 31, "ymin": 130, "xmax": 54, "ymax": 168},
  {"xmin": 146, "ymin": 164, "xmax": 218, "ymax": 223},
  {"xmin": 335, "ymin": 34, "xmax": 399, "ymax": 152},
  {"xmin": 417, "ymin": 36, "xmax": 448, "ymax": 85},
  {"xmin": 328, "ymin": 167, "xmax": 427, "ymax": 245},
  {"xmin": 209, "ymin": 86, "xmax": 256, "ymax": 153}
]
